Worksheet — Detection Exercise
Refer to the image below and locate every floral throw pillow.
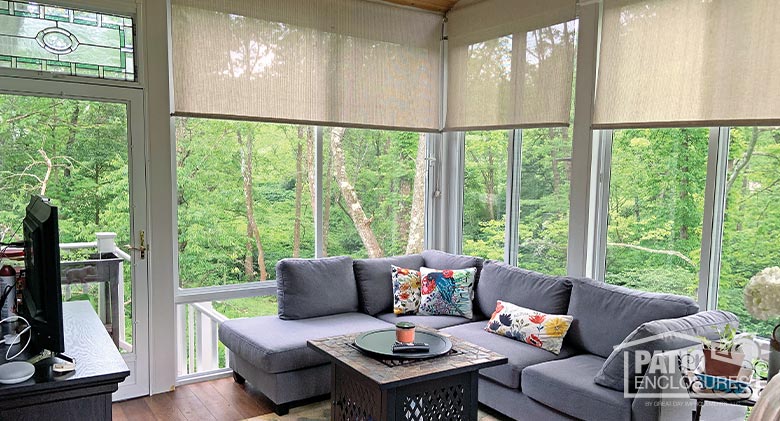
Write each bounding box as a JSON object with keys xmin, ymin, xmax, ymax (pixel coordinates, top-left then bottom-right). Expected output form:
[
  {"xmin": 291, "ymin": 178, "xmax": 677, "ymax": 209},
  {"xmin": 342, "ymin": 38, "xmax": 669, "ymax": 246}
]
[
  {"xmin": 485, "ymin": 300, "xmax": 573, "ymax": 355},
  {"xmin": 392, "ymin": 265, "xmax": 421, "ymax": 315},
  {"xmin": 417, "ymin": 266, "xmax": 476, "ymax": 319}
]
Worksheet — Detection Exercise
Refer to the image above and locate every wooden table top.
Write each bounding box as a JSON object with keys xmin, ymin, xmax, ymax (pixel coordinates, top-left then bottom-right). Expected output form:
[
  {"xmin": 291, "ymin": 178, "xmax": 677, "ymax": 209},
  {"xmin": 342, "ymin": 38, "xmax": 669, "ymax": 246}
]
[{"xmin": 308, "ymin": 328, "xmax": 507, "ymax": 389}]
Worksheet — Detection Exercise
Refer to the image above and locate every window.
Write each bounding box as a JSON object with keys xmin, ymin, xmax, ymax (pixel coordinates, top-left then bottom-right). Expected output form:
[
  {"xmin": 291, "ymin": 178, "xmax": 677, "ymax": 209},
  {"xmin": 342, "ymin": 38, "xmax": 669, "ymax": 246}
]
[
  {"xmin": 517, "ymin": 127, "xmax": 571, "ymax": 275},
  {"xmin": 604, "ymin": 128, "xmax": 709, "ymax": 299},
  {"xmin": 0, "ymin": 2, "xmax": 135, "ymax": 80},
  {"xmin": 717, "ymin": 126, "xmax": 780, "ymax": 337},
  {"xmin": 176, "ymin": 118, "xmax": 315, "ymax": 288},
  {"xmin": 462, "ymin": 131, "xmax": 508, "ymax": 260},
  {"xmin": 323, "ymin": 127, "xmax": 427, "ymax": 258}
]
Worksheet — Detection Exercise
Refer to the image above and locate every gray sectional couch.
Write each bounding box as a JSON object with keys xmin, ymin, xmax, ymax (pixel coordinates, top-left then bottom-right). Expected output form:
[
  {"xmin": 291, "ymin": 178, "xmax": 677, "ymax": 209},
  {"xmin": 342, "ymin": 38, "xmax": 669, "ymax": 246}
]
[{"xmin": 219, "ymin": 250, "xmax": 736, "ymax": 420}]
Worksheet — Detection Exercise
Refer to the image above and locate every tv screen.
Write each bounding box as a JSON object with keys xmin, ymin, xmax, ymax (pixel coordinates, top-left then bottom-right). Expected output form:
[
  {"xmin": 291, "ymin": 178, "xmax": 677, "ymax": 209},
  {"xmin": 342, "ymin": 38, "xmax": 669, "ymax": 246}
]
[{"xmin": 22, "ymin": 195, "xmax": 64, "ymax": 354}]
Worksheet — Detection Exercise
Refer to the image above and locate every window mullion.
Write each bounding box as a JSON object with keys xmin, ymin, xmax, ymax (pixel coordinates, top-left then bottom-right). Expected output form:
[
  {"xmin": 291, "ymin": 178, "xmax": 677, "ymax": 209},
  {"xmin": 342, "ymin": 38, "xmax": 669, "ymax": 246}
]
[
  {"xmin": 504, "ymin": 129, "xmax": 523, "ymax": 265},
  {"xmin": 314, "ymin": 126, "xmax": 324, "ymax": 258},
  {"xmin": 591, "ymin": 130, "xmax": 613, "ymax": 281},
  {"xmin": 699, "ymin": 127, "xmax": 730, "ymax": 310}
]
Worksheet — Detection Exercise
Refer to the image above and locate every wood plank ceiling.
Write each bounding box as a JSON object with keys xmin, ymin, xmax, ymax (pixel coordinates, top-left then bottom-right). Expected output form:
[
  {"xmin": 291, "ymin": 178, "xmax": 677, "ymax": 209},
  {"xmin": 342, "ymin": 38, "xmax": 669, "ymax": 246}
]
[{"xmin": 381, "ymin": 0, "xmax": 460, "ymax": 13}]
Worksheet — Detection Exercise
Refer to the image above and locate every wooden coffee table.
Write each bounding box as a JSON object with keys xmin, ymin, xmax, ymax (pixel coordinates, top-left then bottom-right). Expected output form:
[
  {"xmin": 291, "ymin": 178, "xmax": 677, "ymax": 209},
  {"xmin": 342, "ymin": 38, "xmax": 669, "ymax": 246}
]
[{"xmin": 308, "ymin": 328, "xmax": 507, "ymax": 421}]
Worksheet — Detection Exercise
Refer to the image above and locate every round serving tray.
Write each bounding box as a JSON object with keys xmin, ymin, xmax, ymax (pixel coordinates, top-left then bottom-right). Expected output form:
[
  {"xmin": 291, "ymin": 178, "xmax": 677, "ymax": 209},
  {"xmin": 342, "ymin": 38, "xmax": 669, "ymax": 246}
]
[{"xmin": 353, "ymin": 329, "xmax": 452, "ymax": 360}]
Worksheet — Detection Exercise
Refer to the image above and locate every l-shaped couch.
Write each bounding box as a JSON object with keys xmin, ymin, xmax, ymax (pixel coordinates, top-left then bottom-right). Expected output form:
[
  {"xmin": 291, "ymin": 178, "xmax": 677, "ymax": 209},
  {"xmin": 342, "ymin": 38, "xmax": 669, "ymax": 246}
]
[{"xmin": 219, "ymin": 250, "xmax": 740, "ymax": 420}]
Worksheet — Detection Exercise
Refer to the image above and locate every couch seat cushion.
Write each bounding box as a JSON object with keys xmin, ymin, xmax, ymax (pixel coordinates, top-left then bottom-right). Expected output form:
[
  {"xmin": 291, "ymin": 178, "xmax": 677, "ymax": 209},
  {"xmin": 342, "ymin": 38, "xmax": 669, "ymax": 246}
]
[
  {"xmin": 442, "ymin": 321, "xmax": 577, "ymax": 389},
  {"xmin": 566, "ymin": 277, "xmax": 699, "ymax": 358},
  {"xmin": 219, "ymin": 313, "xmax": 392, "ymax": 374},
  {"xmin": 522, "ymin": 355, "xmax": 632, "ymax": 421},
  {"xmin": 376, "ymin": 313, "xmax": 470, "ymax": 329},
  {"xmin": 354, "ymin": 254, "xmax": 424, "ymax": 315}
]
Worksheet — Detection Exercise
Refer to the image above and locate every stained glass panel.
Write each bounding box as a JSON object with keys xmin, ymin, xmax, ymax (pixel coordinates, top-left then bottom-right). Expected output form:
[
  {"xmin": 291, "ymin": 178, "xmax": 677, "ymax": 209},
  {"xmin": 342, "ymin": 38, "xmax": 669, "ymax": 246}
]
[{"xmin": 0, "ymin": 1, "xmax": 134, "ymax": 80}]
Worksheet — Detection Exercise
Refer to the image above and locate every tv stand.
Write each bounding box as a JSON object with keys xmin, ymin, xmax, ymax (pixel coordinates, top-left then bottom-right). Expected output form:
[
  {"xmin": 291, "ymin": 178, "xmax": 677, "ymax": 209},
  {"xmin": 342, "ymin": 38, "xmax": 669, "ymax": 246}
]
[{"xmin": 0, "ymin": 301, "xmax": 129, "ymax": 420}]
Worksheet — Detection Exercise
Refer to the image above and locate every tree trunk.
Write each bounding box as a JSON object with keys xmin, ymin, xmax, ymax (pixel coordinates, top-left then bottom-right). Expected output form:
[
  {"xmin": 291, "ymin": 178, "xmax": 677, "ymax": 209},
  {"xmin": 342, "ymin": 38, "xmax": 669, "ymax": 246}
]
[
  {"xmin": 406, "ymin": 133, "xmax": 427, "ymax": 254},
  {"xmin": 329, "ymin": 127, "xmax": 383, "ymax": 258},
  {"xmin": 64, "ymin": 104, "xmax": 80, "ymax": 178},
  {"xmin": 239, "ymin": 128, "xmax": 267, "ymax": 281},
  {"xmin": 293, "ymin": 127, "xmax": 305, "ymax": 258}
]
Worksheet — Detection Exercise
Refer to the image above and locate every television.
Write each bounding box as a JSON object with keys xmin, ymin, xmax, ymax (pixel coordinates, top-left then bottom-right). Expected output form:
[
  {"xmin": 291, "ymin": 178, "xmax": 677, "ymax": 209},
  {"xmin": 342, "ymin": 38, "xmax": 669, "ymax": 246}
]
[{"xmin": 21, "ymin": 195, "xmax": 65, "ymax": 354}]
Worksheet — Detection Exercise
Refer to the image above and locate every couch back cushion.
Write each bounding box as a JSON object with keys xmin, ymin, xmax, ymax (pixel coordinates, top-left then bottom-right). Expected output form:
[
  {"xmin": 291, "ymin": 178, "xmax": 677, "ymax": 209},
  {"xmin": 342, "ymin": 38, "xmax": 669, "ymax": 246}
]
[
  {"xmin": 277, "ymin": 256, "xmax": 358, "ymax": 320},
  {"xmin": 595, "ymin": 310, "xmax": 738, "ymax": 392},
  {"xmin": 476, "ymin": 261, "xmax": 573, "ymax": 318},
  {"xmin": 353, "ymin": 254, "xmax": 424, "ymax": 315},
  {"xmin": 566, "ymin": 278, "xmax": 699, "ymax": 358}
]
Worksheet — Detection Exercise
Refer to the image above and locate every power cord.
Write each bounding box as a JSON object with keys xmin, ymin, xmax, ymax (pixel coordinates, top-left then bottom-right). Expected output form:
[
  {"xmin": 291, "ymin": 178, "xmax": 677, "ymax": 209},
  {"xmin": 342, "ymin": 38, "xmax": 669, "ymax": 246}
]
[{"xmin": 0, "ymin": 314, "xmax": 31, "ymax": 360}]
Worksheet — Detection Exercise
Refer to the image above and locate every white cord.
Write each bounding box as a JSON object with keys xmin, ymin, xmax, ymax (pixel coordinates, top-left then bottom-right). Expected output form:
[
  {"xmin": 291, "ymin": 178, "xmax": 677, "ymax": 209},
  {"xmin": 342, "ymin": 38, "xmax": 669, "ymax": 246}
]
[{"xmin": 0, "ymin": 315, "xmax": 31, "ymax": 361}]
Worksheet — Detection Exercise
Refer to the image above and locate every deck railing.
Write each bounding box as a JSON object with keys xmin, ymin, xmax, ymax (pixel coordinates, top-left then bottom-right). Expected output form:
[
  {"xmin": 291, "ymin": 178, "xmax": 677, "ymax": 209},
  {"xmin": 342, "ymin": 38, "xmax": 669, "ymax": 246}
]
[{"xmin": 60, "ymin": 232, "xmax": 132, "ymax": 352}]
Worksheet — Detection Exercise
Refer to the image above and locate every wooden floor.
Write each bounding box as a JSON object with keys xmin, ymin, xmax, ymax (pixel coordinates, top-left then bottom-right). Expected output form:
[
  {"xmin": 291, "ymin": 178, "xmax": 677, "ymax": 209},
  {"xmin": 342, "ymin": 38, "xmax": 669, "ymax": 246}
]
[{"xmin": 112, "ymin": 377, "xmax": 275, "ymax": 421}]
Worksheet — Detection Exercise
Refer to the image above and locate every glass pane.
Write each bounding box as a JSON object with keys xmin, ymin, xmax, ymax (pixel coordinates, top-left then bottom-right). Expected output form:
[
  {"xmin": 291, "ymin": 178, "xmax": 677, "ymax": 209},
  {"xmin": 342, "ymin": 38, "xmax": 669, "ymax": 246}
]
[
  {"xmin": 518, "ymin": 127, "xmax": 571, "ymax": 275},
  {"xmin": 462, "ymin": 131, "xmax": 508, "ymax": 260},
  {"xmin": 177, "ymin": 296, "xmax": 277, "ymax": 376},
  {"xmin": 176, "ymin": 118, "xmax": 315, "ymax": 287},
  {"xmin": 323, "ymin": 128, "xmax": 427, "ymax": 258},
  {"xmin": 0, "ymin": 94, "xmax": 133, "ymax": 351},
  {"xmin": 0, "ymin": 2, "xmax": 135, "ymax": 80},
  {"xmin": 605, "ymin": 128, "xmax": 709, "ymax": 299},
  {"xmin": 717, "ymin": 127, "xmax": 780, "ymax": 338}
]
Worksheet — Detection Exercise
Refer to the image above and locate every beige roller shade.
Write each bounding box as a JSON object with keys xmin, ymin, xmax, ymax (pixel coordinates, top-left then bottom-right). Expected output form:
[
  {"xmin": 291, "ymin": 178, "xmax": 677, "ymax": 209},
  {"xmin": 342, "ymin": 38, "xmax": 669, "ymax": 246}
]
[
  {"xmin": 171, "ymin": 0, "xmax": 442, "ymax": 132},
  {"xmin": 445, "ymin": 0, "xmax": 577, "ymax": 131},
  {"xmin": 594, "ymin": 0, "xmax": 780, "ymax": 129}
]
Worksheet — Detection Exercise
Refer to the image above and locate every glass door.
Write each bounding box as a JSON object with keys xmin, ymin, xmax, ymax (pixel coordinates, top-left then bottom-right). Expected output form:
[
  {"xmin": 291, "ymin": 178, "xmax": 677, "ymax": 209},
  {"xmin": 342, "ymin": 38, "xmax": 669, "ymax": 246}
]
[{"xmin": 0, "ymin": 78, "xmax": 149, "ymax": 399}]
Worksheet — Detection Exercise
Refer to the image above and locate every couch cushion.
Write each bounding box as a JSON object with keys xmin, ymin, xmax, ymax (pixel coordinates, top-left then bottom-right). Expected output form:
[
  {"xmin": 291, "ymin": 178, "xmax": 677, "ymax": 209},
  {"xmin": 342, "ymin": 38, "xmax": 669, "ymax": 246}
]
[
  {"xmin": 566, "ymin": 278, "xmax": 699, "ymax": 358},
  {"xmin": 477, "ymin": 261, "xmax": 573, "ymax": 318},
  {"xmin": 595, "ymin": 310, "xmax": 739, "ymax": 392},
  {"xmin": 354, "ymin": 254, "xmax": 424, "ymax": 315},
  {"xmin": 522, "ymin": 355, "xmax": 632, "ymax": 421},
  {"xmin": 219, "ymin": 313, "xmax": 392, "ymax": 374},
  {"xmin": 442, "ymin": 321, "xmax": 577, "ymax": 389},
  {"xmin": 375, "ymin": 313, "xmax": 470, "ymax": 329},
  {"xmin": 277, "ymin": 256, "xmax": 357, "ymax": 320}
]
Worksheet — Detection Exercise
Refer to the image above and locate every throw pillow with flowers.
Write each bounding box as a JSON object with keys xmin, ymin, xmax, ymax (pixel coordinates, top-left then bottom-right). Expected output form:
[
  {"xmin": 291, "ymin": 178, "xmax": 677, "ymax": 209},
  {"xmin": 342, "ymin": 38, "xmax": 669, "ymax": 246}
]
[
  {"xmin": 392, "ymin": 265, "xmax": 421, "ymax": 315},
  {"xmin": 485, "ymin": 300, "xmax": 574, "ymax": 354},
  {"xmin": 417, "ymin": 266, "xmax": 477, "ymax": 319}
]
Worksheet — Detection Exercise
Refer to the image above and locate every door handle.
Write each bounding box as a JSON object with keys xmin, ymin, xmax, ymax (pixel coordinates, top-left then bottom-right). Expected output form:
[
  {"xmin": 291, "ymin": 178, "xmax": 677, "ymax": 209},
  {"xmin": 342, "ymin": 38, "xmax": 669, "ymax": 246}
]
[{"xmin": 125, "ymin": 231, "xmax": 146, "ymax": 260}]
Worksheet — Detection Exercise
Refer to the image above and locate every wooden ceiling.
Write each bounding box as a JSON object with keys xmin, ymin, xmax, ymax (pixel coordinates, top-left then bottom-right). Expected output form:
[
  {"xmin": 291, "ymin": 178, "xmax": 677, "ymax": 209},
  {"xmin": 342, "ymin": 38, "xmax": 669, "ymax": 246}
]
[{"xmin": 382, "ymin": 0, "xmax": 460, "ymax": 13}]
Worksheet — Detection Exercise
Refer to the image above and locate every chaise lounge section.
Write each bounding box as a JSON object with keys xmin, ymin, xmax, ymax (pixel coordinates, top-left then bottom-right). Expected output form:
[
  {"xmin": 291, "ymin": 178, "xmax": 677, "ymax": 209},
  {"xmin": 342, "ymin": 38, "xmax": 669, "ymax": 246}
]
[{"xmin": 219, "ymin": 250, "xmax": 737, "ymax": 419}]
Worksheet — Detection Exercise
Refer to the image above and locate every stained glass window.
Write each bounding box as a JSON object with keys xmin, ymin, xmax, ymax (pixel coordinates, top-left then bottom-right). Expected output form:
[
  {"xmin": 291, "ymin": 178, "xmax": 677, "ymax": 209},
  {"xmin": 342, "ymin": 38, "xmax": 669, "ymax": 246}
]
[{"xmin": 0, "ymin": 1, "xmax": 135, "ymax": 81}]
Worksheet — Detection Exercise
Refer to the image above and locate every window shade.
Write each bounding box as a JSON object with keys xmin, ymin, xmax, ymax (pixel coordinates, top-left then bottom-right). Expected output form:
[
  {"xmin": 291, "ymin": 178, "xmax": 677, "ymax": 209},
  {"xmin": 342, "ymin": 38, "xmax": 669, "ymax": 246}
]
[
  {"xmin": 171, "ymin": 0, "xmax": 442, "ymax": 132},
  {"xmin": 445, "ymin": 0, "xmax": 577, "ymax": 131},
  {"xmin": 594, "ymin": 0, "xmax": 780, "ymax": 129}
]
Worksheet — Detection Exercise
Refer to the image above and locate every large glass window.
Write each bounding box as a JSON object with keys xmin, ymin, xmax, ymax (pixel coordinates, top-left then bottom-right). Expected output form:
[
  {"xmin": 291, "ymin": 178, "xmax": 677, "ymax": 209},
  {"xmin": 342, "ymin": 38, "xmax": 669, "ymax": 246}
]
[
  {"xmin": 323, "ymin": 127, "xmax": 427, "ymax": 258},
  {"xmin": 517, "ymin": 128, "xmax": 572, "ymax": 275},
  {"xmin": 717, "ymin": 126, "xmax": 780, "ymax": 338},
  {"xmin": 604, "ymin": 128, "xmax": 709, "ymax": 299},
  {"xmin": 0, "ymin": 2, "xmax": 135, "ymax": 80},
  {"xmin": 176, "ymin": 118, "xmax": 315, "ymax": 288},
  {"xmin": 462, "ymin": 131, "xmax": 508, "ymax": 260}
]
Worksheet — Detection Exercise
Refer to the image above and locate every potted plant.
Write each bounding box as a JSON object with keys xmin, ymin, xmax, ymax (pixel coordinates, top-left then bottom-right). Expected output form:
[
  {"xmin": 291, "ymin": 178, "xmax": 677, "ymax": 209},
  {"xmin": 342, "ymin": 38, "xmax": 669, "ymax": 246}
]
[{"xmin": 699, "ymin": 325, "xmax": 753, "ymax": 379}]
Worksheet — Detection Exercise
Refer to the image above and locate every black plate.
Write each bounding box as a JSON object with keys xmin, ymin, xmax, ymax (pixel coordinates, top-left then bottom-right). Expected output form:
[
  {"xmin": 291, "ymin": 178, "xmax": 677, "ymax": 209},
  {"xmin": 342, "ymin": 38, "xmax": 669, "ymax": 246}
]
[{"xmin": 353, "ymin": 329, "xmax": 452, "ymax": 360}]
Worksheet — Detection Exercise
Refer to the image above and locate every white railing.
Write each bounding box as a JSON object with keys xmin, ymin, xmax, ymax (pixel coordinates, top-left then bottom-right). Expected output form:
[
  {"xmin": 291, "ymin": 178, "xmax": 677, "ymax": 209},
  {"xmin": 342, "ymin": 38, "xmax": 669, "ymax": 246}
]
[
  {"xmin": 176, "ymin": 302, "xmax": 232, "ymax": 383},
  {"xmin": 60, "ymin": 232, "xmax": 132, "ymax": 352}
]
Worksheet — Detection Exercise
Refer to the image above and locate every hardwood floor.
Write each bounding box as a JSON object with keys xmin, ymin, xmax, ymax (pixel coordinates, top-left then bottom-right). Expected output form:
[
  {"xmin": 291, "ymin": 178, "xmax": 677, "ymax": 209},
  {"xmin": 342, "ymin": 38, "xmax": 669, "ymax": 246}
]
[{"xmin": 112, "ymin": 377, "xmax": 275, "ymax": 421}]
